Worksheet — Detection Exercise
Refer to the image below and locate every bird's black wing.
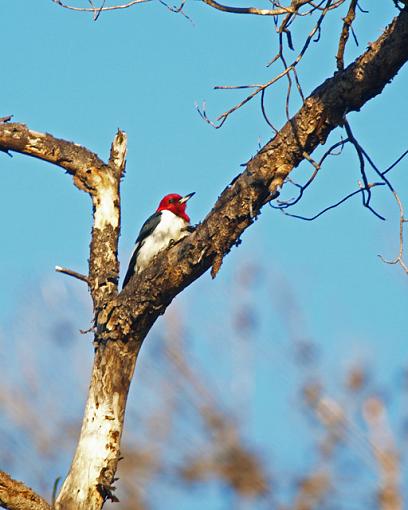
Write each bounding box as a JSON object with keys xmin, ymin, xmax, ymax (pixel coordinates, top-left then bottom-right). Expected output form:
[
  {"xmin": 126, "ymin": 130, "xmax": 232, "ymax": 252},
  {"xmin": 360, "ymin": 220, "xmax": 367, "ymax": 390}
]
[
  {"xmin": 122, "ymin": 212, "xmax": 162, "ymax": 288},
  {"xmin": 134, "ymin": 211, "xmax": 162, "ymax": 244}
]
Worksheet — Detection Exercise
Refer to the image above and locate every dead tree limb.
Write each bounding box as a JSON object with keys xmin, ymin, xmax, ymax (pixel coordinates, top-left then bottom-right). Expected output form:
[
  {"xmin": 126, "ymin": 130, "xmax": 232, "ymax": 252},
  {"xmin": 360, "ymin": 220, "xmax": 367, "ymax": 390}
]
[
  {"xmin": 0, "ymin": 125, "xmax": 126, "ymax": 508},
  {"xmin": 0, "ymin": 124, "xmax": 126, "ymax": 312},
  {"xmin": 0, "ymin": 7, "xmax": 407, "ymax": 510},
  {"xmin": 0, "ymin": 471, "xmax": 50, "ymax": 510},
  {"xmin": 52, "ymin": 0, "xmax": 344, "ymax": 17}
]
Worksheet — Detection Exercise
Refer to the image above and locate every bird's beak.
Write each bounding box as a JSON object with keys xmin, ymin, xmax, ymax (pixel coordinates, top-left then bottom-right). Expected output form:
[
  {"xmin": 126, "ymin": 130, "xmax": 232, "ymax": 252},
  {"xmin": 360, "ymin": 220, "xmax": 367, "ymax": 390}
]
[{"xmin": 179, "ymin": 192, "xmax": 195, "ymax": 204}]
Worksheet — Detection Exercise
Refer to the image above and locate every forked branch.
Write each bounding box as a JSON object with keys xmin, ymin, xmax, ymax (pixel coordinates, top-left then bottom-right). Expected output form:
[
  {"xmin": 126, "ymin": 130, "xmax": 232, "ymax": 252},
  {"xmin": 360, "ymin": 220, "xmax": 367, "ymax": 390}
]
[{"xmin": 52, "ymin": 0, "xmax": 345, "ymax": 17}]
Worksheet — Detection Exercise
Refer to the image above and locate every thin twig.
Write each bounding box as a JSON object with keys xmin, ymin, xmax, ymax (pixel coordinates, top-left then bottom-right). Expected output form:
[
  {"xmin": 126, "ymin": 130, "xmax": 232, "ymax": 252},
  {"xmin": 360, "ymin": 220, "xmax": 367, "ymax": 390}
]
[
  {"xmin": 383, "ymin": 149, "xmax": 408, "ymax": 175},
  {"xmin": 277, "ymin": 182, "xmax": 385, "ymax": 221},
  {"xmin": 159, "ymin": 0, "xmax": 194, "ymax": 21},
  {"xmin": 199, "ymin": 0, "xmax": 335, "ymax": 128},
  {"xmin": 51, "ymin": 477, "xmax": 61, "ymax": 510},
  {"xmin": 336, "ymin": 0, "xmax": 358, "ymax": 70},
  {"xmin": 52, "ymin": 0, "xmax": 152, "ymax": 13},
  {"xmin": 93, "ymin": 0, "xmax": 106, "ymax": 19},
  {"xmin": 260, "ymin": 89, "xmax": 279, "ymax": 133},
  {"xmin": 344, "ymin": 120, "xmax": 386, "ymax": 220},
  {"xmin": 356, "ymin": 0, "xmax": 368, "ymax": 13},
  {"xmin": 270, "ymin": 138, "xmax": 348, "ymax": 209},
  {"xmin": 55, "ymin": 265, "xmax": 90, "ymax": 284},
  {"xmin": 378, "ymin": 191, "xmax": 408, "ymax": 275}
]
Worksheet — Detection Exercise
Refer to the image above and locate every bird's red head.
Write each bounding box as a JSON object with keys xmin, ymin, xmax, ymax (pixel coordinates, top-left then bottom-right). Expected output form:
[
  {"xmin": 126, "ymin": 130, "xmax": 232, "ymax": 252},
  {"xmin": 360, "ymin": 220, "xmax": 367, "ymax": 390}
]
[{"xmin": 157, "ymin": 192, "xmax": 195, "ymax": 222}]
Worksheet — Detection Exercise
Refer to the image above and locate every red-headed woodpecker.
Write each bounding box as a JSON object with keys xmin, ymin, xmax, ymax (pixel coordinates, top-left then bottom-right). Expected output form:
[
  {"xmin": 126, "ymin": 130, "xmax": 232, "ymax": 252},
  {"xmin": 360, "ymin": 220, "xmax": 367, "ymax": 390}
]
[{"xmin": 122, "ymin": 192, "xmax": 195, "ymax": 288}]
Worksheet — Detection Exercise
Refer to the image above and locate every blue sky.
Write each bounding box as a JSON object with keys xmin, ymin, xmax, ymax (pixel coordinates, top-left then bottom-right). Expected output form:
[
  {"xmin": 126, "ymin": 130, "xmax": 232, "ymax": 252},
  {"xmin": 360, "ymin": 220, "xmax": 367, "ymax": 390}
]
[{"xmin": 1, "ymin": 0, "xmax": 407, "ymax": 504}]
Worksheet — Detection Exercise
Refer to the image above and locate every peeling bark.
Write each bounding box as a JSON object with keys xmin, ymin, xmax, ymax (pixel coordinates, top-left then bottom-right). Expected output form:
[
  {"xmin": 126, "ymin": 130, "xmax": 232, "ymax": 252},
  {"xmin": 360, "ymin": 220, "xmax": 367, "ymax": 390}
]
[
  {"xmin": 55, "ymin": 342, "xmax": 139, "ymax": 509},
  {"xmin": 1, "ymin": 7, "xmax": 407, "ymax": 510}
]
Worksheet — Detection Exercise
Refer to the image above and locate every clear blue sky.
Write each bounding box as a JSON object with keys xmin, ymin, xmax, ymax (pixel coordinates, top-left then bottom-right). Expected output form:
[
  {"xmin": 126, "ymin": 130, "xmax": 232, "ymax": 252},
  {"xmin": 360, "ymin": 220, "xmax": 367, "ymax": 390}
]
[{"xmin": 0, "ymin": 0, "xmax": 407, "ymax": 505}]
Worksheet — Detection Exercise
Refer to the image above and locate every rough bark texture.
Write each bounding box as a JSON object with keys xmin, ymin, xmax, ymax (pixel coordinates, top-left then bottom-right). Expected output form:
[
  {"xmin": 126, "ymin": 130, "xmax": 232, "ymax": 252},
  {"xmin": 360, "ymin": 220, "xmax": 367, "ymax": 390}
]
[
  {"xmin": 0, "ymin": 471, "xmax": 50, "ymax": 510},
  {"xmin": 0, "ymin": 7, "xmax": 407, "ymax": 510},
  {"xmin": 55, "ymin": 132, "xmax": 127, "ymax": 509},
  {"xmin": 0, "ymin": 127, "xmax": 126, "ymax": 509},
  {"xmin": 54, "ymin": 341, "xmax": 139, "ymax": 509}
]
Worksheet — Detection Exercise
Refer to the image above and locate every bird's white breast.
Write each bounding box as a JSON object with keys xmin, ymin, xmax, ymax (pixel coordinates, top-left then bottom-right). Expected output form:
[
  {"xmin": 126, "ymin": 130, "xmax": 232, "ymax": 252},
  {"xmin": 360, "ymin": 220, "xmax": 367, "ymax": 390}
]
[{"xmin": 135, "ymin": 210, "xmax": 188, "ymax": 272}]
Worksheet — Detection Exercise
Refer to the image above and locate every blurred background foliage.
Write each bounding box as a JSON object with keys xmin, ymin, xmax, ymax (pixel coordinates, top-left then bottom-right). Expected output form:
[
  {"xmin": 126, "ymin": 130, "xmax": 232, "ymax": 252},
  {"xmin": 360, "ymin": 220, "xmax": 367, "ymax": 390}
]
[{"xmin": 1, "ymin": 261, "xmax": 406, "ymax": 509}]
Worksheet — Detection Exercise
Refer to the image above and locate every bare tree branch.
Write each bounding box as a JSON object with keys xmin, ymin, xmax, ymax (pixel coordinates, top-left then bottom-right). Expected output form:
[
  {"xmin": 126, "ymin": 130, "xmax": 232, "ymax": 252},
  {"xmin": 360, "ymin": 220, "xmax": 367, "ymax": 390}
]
[
  {"xmin": 0, "ymin": 123, "xmax": 108, "ymax": 193},
  {"xmin": 0, "ymin": 124, "xmax": 126, "ymax": 311},
  {"xmin": 52, "ymin": 0, "xmax": 345, "ymax": 17},
  {"xmin": 199, "ymin": 0, "xmax": 336, "ymax": 128},
  {"xmin": 55, "ymin": 265, "xmax": 90, "ymax": 284},
  {"xmin": 336, "ymin": 0, "xmax": 358, "ymax": 70},
  {"xmin": 270, "ymin": 138, "xmax": 348, "ymax": 210},
  {"xmin": 0, "ymin": 470, "xmax": 50, "ymax": 510},
  {"xmin": 198, "ymin": 0, "xmax": 310, "ymax": 16},
  {"xmin": 52, "ymin": 0, "xmax": 151, "ymax": 13},
  {"xmin": 378, "ymin": 191, "xmax": 408, "ymax": 275},
  {"xmin": 276, "ymin": 182, "xmax": 385, "ymax": 221},
  {"xmin": 0, "ymin": 126, "xmax": 127, "ymax": 509}
]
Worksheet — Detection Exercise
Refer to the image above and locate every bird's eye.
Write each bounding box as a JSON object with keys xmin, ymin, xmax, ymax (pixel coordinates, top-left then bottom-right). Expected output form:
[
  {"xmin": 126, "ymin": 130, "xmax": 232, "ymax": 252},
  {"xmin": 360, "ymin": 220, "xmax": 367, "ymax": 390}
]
[{"xmin": 168, "ymin": 198, "xmax": 175, "ymax": 204}]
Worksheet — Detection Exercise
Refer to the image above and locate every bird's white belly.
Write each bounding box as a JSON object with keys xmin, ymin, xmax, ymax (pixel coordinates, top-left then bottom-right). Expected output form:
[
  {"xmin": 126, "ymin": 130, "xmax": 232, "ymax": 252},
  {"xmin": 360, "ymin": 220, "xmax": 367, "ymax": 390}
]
[{"xmin": 136, "ymin": 210, "xmax": 188, "ymax": 272}]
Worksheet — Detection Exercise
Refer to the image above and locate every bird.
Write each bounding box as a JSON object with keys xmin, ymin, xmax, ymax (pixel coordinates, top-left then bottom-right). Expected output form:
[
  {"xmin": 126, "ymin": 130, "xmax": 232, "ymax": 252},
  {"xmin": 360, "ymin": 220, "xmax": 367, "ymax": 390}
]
[{"xmin": 122, "ymin": 192, "xmax": 195, "ymax": 288}]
